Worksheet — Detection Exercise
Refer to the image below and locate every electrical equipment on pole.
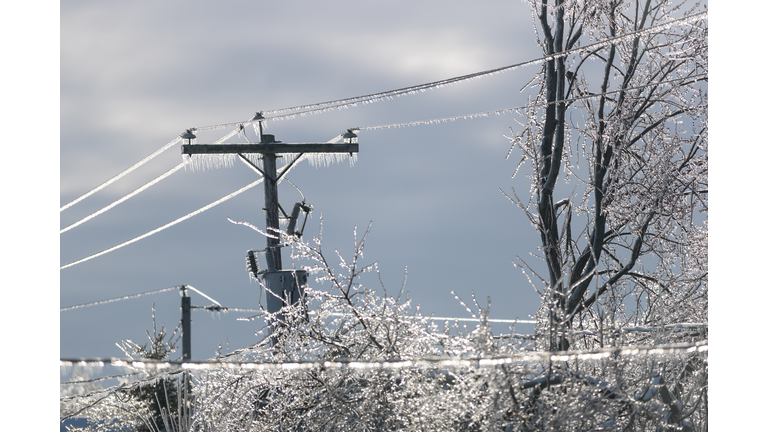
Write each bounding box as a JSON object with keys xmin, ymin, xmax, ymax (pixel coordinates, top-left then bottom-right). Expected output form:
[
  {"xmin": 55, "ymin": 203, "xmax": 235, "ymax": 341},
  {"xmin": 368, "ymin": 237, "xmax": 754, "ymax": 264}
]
[{"xmin": 181, "ymin": 122, "xmax": 358, "ymax": 334}]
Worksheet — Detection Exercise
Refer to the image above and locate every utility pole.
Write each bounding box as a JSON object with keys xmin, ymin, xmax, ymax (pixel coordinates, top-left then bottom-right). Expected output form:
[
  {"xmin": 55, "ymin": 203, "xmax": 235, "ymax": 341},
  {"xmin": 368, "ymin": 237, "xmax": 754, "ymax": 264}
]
[
  {"xmin": 181, "ymin": 121, "xmax": 358, "ymax": 335},
  {"xmin": 180, "ymin": 285, "xmax": 192, "ymax": 402},
  {"xmin": 181, "ymin": 285, "xmax": 191, "ymax": 361}
]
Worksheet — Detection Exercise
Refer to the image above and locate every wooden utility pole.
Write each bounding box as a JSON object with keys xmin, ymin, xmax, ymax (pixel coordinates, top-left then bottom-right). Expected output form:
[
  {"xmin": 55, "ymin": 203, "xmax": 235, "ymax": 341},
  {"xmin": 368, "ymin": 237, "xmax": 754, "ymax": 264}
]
[
  {"xmin": 180, "ymin": 285, "xmax": 192, "ymax": 399},
  {"xmin": 181, "ymin": 124, "xmax": 358, "ymax": 328},
  {"xmin": 181, "ymin": 286, "xmax": 191, "ymax": 360}
]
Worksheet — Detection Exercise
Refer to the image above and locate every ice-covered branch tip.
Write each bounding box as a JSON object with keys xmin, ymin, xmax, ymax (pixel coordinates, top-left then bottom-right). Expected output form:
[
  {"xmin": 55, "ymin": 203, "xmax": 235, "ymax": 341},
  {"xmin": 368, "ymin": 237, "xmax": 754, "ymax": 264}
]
[{"xmin": 227, "ymin": 217, "xmax": 278, "ymax": 239}]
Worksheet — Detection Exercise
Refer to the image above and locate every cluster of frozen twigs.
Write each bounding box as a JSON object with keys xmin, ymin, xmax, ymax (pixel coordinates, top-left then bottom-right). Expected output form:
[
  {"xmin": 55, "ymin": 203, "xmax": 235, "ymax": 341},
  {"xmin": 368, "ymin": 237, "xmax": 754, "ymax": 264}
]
[{"xmin": 61, "ymin": 223, "xmax": 707, "ymax": 431}]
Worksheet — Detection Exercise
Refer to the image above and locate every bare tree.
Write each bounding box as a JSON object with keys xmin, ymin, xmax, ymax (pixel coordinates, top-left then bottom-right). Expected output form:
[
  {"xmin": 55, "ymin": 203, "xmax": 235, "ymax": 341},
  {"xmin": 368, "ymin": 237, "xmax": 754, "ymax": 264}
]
[
  {"xmin": 501, "ymin": 0, "xmax": 707, "ymax": 430},
  {"xmin": 60, "ymin": 1, "xmax": 707, "ymax": 429},
  {"xmin": 62, "ymin": 222, "xmax": 707, "ymax": 431},
  {"xmin": 505, "ymin": 0, "xmax": 707, "ymax": 351}
]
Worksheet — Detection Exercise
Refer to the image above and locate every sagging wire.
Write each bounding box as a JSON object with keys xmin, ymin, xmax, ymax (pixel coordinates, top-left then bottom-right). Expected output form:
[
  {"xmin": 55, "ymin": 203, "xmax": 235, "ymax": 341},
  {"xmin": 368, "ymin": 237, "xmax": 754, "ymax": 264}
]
[
  {"xmin": 60, "ymin": 137, "xmax": 182, "ymax": 213},
  {"xmin": 191, "ymin": 306, "xmax": 261, "ymax": 313},
  {"xmin": 60, "ymin": 339, "xmax": 707, "ymax": 371},
  {"xmin": 354, "ymin": 74, "xmax": 707, "ymax": 132},
  {"xmin": 191, "ymin": 11, "xmax": 707, "ymax": 133},
  {"xmin": 61, "ymin": 162, "xmax": 187, "ymax": 234},
  {"xmin": 284, "ymin": 177, "xmax": 305, "ymax": 203},
  {"xmin": 61, "ymin": 11, "xmax": 705, "ymax": 215},
  {"xmin": 60, "ymin": 134, "xmax": 339, "ymax": 270},
  {"xmin": 60, "ymin": 286, "xmax": 183, "ymax": 312},
  {"xmin": 235, "ymin": 310, "xmax": 537, "ymax": 324},
  {"xmin": 59, "ymin": 179, "xmax": 264, "ymax": 270},
  {"xmin": 61, "ymin": 284, "xmax": 222, "ymax": 318},
  {"xmin": 60, "ymin": 13, "xmax": 705, "ymax": 265},
  {"xmin": 60, "ymin": 69, "xmax": 704, "ymax": 271},
  {"xmin": 182, "ymin": 285, "xmax": 222, "ymax": 308},
  {"xmin": 61, "ymin": 372, "xmax": 142, "ymax": 385},
  {"xmin": 61, "ymin": 126, "xmax": 241, "ymax": 215}
]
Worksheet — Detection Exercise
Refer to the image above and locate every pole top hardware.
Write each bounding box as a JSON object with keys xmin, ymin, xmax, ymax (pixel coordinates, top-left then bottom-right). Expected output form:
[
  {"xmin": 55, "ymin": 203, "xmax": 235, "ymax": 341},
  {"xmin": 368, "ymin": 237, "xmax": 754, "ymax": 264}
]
[
  {"xmin": 342, "ymin": 129, "xmax": 357, "ymax": 143},
  {"xmin": 261, "ymin": 134, "xmax": 280, "ymax": 144},
  {"xmin": 181, "ymin": 129, "xmax": 197, "ymax": 142},
  {"xmin": 250, "ymin": 112, "xmax": 266, "ymax": 121}
]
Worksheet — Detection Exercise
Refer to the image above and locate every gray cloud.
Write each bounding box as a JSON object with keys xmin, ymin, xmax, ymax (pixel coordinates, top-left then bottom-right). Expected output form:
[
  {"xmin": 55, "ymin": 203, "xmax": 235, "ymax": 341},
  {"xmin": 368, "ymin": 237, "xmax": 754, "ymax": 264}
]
[{"xmin": 61, "ymin": 0, "xmax": 545, "ymax": 359}]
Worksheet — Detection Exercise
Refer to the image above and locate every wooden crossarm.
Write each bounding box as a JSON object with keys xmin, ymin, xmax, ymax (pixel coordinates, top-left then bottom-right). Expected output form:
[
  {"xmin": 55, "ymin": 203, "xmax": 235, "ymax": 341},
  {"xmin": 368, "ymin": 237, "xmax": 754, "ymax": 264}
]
[{"xmin": 182, "ymin": 143, "xmax": 358, "ymax": 155}]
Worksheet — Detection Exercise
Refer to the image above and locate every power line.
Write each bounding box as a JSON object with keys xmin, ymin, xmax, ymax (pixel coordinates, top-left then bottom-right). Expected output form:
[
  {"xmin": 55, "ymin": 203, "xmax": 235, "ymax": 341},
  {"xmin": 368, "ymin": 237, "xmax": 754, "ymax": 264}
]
[
  {"xmin": 60, "ymin": 135, "xmax": 339, "ymax": 270},
  {"xmin": 60, "ymin": 137, "xmax": 181, "ymax": 212},
  {"xmin": 60, "ymin": 284, "xmax": 537, "ymax": 325},
  {"xmin": 59, "ymin": 12, "xmax": 705, "ymax": 219},
  {"xmin": 183, "ymin": 285, "xmax": 222, "ymax": 307},
  {"xmin": 60, "ymin": 72, "xmax": 703, "ymax": 237},
  {"xmin": 60, "ymin": 127, "xmax": 242, "ymax": 213},
  {"xmin": 60, "ymin": 69, "xmax": 704, "ymax": 270},
  {"xmin": 190, "ymin": 11, "xmax": 706, "ymax": 133},
  {"xmin": 59, "ymin": 178, "xmax": 263, "ymax": 270},
  {"xmin": 60, "ymin": 162, "xmax": 187, "ymax": 234},
  {"xmin": 60, "ymin": 372, "xmax": 141, "ymax": 385},
  {"xmin": 60, "ymin": 284, "xmax": 225, "ymax": 312},
  {"xmin": 59, "ymin": 12, "xmax": 706, "ymax": 269},
  {"xmin": 59, "ymin": 339, "xmax": 707, "ymax": 371},
  {"xmin": 60, "ymin": 286, "xmax": 182, "ymax": 312},
  {"xmin": 355, "ymin": 74, "xmax": 706, "ymax": 132}
]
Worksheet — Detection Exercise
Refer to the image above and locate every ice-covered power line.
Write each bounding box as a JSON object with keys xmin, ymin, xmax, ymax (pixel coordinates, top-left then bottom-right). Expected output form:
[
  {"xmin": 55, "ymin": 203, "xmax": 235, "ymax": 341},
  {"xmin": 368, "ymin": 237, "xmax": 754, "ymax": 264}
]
[
  {"xmin": 59, "ymin": 69, "xmax": 703, "ymax": 270},
  {"xmin": 60, "ymin": 373, "xmax": 141, "ymax": 385},
  {"xmin": 60, "ymin": 143, "xmax": 322, "ymax": 270},
  {"xmin": 60, "ymin": 128, "xmax": 242, "ymax": 213},
  {"xmin": 60, "ymin": 137, "xmax": 181, "ymax": 212},
  {"xmin": 237, "ymin": 309, "xmax": 537, "ymax": 324},
  {"xmin": 60, "ymin": 286, "xmax": 182, "ymax": 312},
  {"xmin": 60, "ymin": 12, "xmax": 704, "ymax": 217},
  {"xmin": 183, "ymin": 285, "xmax": 222, "ymax": 307},
  {"xmin": 60, "ymin": 340, "xmax": 707, "ymax": 371},
  {"xmin": 59, "ymin": 179, "xmax": 263, "ymax": 270},
  {"xmin": 355, "ymin": 74, "xmax": 706, "ymax": 132},
  {"xmin": 191, "ymin": 11, "xmax": 706, "ymax": 132},
  {"xmin": 61, "ymin": 162, "xmax": 187, "ymax": 234},
  {"xmin": 60, "ymin": 284, "xmax": 222, "ymax": 312}
]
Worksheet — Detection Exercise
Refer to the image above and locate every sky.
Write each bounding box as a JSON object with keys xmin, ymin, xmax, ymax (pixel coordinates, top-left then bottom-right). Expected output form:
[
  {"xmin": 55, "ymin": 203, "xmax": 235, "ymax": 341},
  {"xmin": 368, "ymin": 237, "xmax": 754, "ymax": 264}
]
[
  {"xmin": 60, "ymin": 0, "xmax": 549, "ymax": 361},
  {"xmin": 0, "ymin": 0, "xmax": 752, "ymax": 428}
]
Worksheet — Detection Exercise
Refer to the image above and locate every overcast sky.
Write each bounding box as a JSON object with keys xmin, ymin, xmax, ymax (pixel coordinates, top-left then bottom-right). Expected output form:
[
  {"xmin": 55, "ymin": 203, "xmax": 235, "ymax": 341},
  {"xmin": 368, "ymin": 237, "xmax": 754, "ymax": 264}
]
[
  {"xmin": 59, "ymin": 0, "xmax": 559, "ymax": 360},
  {"xmin": 0, "ymin": 0, "xmax": 731, "ymax": 426}
]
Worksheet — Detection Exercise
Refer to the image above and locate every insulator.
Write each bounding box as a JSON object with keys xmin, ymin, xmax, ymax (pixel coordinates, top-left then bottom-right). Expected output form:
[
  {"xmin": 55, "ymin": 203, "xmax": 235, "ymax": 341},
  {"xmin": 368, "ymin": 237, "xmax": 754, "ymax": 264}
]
[{"xmin": 246, "ymin": 250, "xmax": 259, "ymax": 279}]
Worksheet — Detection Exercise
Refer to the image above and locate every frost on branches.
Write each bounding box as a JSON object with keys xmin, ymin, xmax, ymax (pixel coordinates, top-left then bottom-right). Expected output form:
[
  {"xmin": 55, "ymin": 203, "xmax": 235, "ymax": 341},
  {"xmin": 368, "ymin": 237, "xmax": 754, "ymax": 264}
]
[
  {"xmin": 504, "ymin": 0, "xmax": 707, "ymax": 348},
  {"xmin": 62, "ymin": 222, "xmax": 707, "ymax": 431},
  {"xmin": 61, "ymin": 0, "xmax": 707, "ymax": 429}
]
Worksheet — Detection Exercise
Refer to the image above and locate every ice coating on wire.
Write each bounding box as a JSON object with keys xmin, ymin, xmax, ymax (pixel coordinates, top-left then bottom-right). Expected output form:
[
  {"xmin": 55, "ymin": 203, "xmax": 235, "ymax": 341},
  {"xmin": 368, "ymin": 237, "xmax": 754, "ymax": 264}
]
[
  {"xmin": 191, "ymin": 12, "xmax": 707, "ymax": 133},
  {"xmin": 60, "ymin": 214, "xmax": 708, "ymax": 430},
  {"xmin": 60, "ymin": 133, "xmax": 336, "ymax": 270},
  {"xmin": 59, "ymin": 179, "xmax": 264, "ymax": 270},
  {"xmin": 356, "ymin": 74, "xmax": 706, "ymax": 132},
  {"xmin": 60, "ymin": 137, "xmax": 182, "ymax": 212},
  {"xmin": 62, "ymin": 124, "xmax": 240, "ymax": 215},
  {"xmin": 60, "ymin": 286, "xmax": 182, "ymax": 311},
  {"xmin": 60, "ymin": 340, "xmax": 707, "ymax": 371},
  {"xmin": 61, "ymin": 162, "xmax": 188, "ymax": 234}
]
